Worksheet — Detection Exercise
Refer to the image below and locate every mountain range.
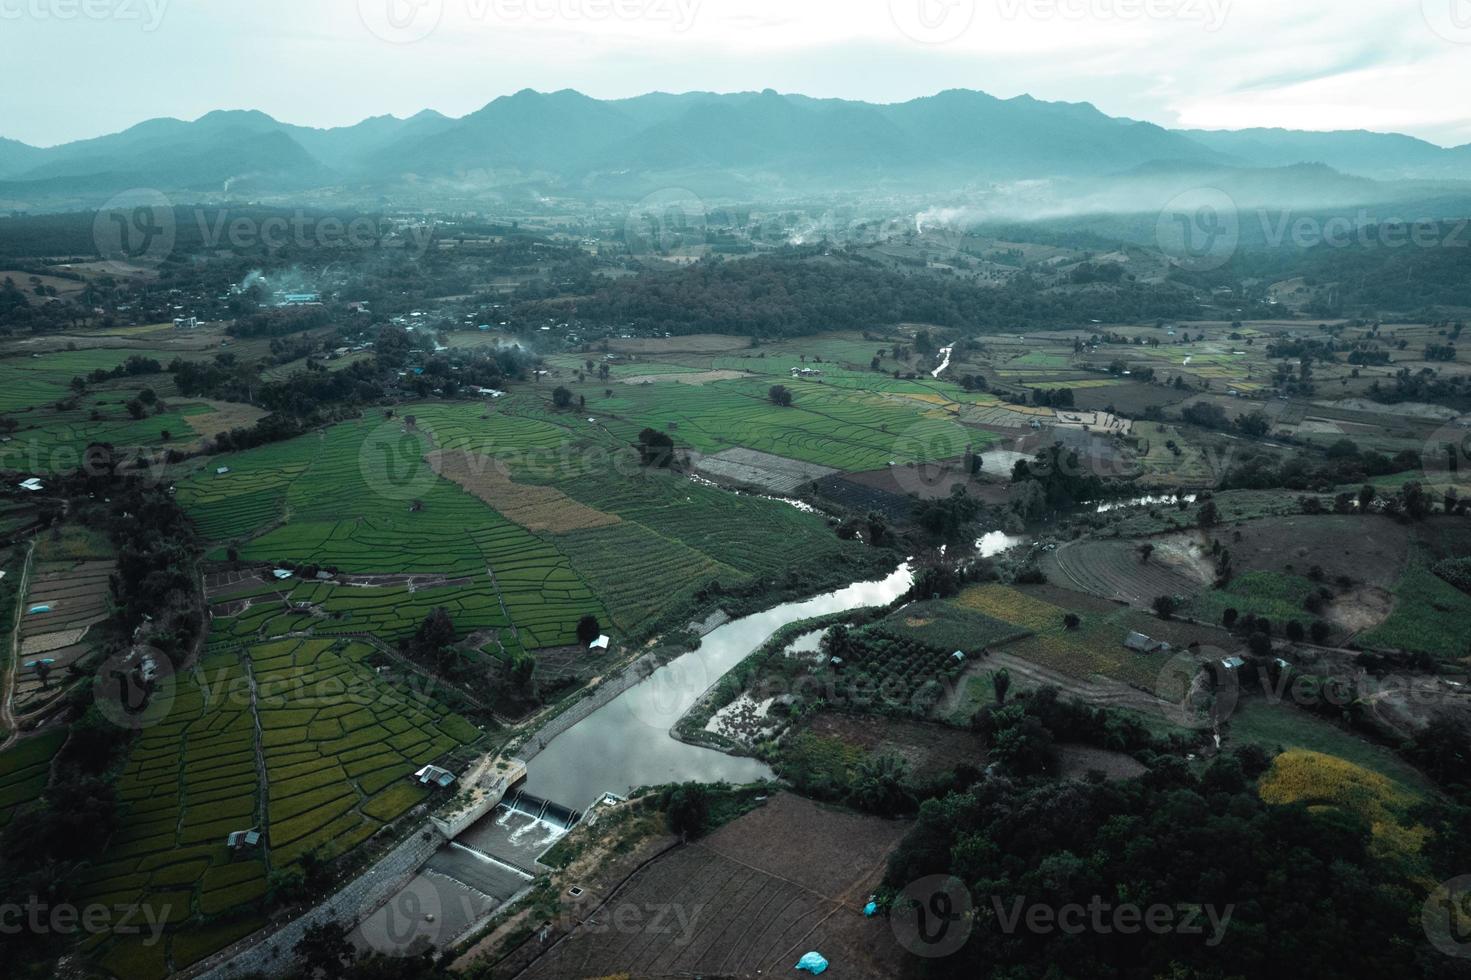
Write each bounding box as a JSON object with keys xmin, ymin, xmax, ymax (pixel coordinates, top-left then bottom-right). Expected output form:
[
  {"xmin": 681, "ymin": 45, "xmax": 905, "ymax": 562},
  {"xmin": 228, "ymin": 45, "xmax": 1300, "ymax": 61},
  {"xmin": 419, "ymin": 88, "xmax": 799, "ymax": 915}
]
[{"xmin": 1, "ymin": 88, "xmax": 1468, "ymax": 208}]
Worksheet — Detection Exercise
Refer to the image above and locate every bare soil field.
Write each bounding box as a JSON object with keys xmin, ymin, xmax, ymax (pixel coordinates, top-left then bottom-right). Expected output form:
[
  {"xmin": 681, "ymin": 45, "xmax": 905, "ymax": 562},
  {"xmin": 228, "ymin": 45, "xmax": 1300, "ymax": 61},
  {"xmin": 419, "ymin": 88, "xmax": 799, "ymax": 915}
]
[
  {"xmin": 1221, "ymin": 515, "xmax": 1410, "ymax": 589},
  {"xmin": 0, "ymin": 270, "xmax": 85, "ymax": 303},
  {"xmin": 521, "ymin": 793, "xmax": 910, "ymax": 980},
  {"xmin": 1056, "ymin": 744, "xmax": 1149, "ymax": 781},
  {"xmin": 1045, "ymin": 538, "xmax": 1207, "ymax": 607},
  {"xmin": 693, "ymin": 447, "xmax": 839, "ymax": 494},
  {"xmin": 428, "ymin": 450, "xmax": 621, "ymax": 533},
  {"xmin": 180, "ymin": 399, "xmax": 268, "ymax": 445}
]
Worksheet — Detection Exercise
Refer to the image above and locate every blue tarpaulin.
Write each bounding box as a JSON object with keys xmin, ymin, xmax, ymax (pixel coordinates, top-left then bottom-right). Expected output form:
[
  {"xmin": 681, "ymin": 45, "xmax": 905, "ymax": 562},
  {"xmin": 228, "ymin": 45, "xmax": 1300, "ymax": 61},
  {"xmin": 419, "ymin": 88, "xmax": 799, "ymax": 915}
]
[
  {"xmin": 864, "ymin": 901, "xmax": 878, "ymax": 917},
  {"xmin": 28, "ymin": 605, "xmax": 51, "ymax": 614},
  {"xmin": 795, "ymin": 951, "xmax": 829, "ymax": 974}
]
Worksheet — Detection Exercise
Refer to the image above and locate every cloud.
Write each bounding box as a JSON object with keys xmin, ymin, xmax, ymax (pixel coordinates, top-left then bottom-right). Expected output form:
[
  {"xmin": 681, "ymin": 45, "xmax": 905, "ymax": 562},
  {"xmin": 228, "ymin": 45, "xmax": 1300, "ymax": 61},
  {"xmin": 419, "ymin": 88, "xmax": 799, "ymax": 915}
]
[{"xmin": 0, "ymin": 0, "xmax": 1466, "ymax": 146}]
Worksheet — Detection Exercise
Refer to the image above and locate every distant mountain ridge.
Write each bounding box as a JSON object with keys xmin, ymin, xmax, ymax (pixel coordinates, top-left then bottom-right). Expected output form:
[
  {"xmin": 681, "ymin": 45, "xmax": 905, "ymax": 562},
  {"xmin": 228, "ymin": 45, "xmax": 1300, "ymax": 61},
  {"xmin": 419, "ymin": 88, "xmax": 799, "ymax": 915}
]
[{"xmin": 0, "ymin": 88, "xmax": 1467, "ymax": 206}]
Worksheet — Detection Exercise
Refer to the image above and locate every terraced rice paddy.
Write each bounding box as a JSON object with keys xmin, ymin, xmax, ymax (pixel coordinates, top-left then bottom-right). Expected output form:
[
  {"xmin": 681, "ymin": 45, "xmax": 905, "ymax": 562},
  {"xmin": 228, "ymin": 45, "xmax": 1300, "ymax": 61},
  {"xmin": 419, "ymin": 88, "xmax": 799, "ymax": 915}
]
[
  {"xmin": 175, "ymin": 418, "xmax": 604, "ymax": 648},
  {"xmin": 543, "ymin": 374, "xmax": 991, "ymax": 472},
  {"xmin": 551, "ymin": 465, "xmax": 879, "ymax": 632},
  {"xmin": 0, "ymin": 728, "xmax": 66, "ymax": 829},
  {"xmin": 428, "ymin": 449, "xmax": 621, "ymax": 533},
  {"xmin": 210, "ymin": 573, "xmax": 512, "ymax": 645},
  {"xmin": 83, "ymin": 650, "xmax": 267, "ymax": 979},
  {"xmin": 1045, "ymin": 537, "xmax": 1206, "ymax": 608},
  {"xmin": 82, "ymin": 628, "xmax": 483, "ymax": 979}
]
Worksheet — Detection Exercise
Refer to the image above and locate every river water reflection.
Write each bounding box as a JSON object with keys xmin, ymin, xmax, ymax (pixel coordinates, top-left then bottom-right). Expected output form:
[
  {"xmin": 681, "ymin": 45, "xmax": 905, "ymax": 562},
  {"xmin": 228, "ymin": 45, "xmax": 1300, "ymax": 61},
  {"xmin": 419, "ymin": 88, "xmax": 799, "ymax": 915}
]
[{"xmin": 523, "ymin": 563, "xmax": 915, "ymax": 809}]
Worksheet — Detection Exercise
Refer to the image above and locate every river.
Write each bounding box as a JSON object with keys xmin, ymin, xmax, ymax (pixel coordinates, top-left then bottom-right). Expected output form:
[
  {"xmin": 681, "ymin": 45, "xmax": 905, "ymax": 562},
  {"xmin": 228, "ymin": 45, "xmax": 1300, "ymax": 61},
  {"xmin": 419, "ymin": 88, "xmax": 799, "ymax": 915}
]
[
  {"xmin": 521, "ymin": 563, "xmax": 915, "ymax": 809},
  {"xmin": 931, "ymin": 345, "xmax": 954, "ymax": 379}
]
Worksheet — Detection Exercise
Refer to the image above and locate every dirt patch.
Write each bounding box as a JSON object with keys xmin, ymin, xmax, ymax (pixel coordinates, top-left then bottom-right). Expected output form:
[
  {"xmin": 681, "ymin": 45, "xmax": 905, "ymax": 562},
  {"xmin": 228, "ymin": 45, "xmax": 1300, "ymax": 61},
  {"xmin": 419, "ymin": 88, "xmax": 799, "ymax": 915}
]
[
  {"xmin": 1223, "ymin": 515, "xmax": 1410, "ymax": 589},
  {"xmin": 428, "ymin": 449, "xmax": 621, "ymax": 533},
  {"xmin": 619, "ymin": 369, "xmax": 747, "ymax": 386},
  {"xmin": 1327, "ymin": 585, "xmax": 1394, "ymax": 634},
  {"xmin": 1150, "ymin": 532, "xmax": 1216, "ymax": 586},
  {"xmin": 180, "ymin": 400, "xmax": 269, "ymax": 444},
  {"xmin": 1056, "ymin": 744, "xmax": 1148, "ymax": 781}
]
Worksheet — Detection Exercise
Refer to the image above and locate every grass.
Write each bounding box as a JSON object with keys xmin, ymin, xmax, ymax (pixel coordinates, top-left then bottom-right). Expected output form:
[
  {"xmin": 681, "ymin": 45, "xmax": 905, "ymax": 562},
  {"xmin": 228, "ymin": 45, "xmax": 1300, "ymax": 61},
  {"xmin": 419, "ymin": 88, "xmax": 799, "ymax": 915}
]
[
  {"xmin": 1186, "ymin": 571, "xmax": 1319, "ymax": 626},
  {"xmin": 1360, "ymin": 560, "xmax": 1471, "ymax": 661},
  {"xmin": 1228, "ymin": 700, "xmax": 1431, "ymax": 796},
  {"xmin": 878, "ymin": 599, "xmax": 1030, "ymax": 653}
]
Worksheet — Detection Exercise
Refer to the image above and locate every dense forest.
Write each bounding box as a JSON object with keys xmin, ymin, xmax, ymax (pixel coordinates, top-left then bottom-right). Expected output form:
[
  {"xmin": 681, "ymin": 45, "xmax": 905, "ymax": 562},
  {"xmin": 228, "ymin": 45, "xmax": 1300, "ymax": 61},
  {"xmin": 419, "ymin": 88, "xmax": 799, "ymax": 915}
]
[
  {"xmin": 883, "ymin": 686, "xmax": 1471, "ymax": 979},
  {"xmin": 544, "ymin": 253, "xmax": 1203, "ymax": 338}
]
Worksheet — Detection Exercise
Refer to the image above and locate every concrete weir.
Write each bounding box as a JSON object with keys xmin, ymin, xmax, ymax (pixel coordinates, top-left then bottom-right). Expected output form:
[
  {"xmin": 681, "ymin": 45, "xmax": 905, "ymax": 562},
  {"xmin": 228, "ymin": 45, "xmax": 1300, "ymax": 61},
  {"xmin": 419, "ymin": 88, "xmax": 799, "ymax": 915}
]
[{"xmin": 431, "ymin": 757, "xmax": 529, "ymax": 839}]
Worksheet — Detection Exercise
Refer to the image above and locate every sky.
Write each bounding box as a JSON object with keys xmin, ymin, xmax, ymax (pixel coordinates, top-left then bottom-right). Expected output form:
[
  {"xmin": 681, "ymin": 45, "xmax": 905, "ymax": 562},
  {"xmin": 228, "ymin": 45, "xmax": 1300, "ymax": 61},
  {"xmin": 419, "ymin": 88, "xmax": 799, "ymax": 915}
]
[{"xmin": 2, "ymin": 0, "xmax": 1470, "ymax": 147}]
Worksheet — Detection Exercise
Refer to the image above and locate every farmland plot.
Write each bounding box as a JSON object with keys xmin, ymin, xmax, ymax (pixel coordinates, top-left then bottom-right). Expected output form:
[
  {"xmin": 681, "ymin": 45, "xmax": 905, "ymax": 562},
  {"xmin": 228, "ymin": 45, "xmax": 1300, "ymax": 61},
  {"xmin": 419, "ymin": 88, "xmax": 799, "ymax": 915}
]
[
  {"xmin": 244, "ymin": 636, "xmax": 477, "ymax": 865},
  {"xmin": 82, "ymin": 650, "xmax": 267, "ymax": 979},
  {"xmin": 0, "ymin": 728, "xmax": 66, "ymax": 829},
  {"xmin": 177, "ymin": 419, "xmax": 605, "ymax": 648},
  {"xmin": 15, "ymin": 557, "xmax": 115, "ymax": 715},
  {"xmin": 523, "ymin": 793, "xmax": 909, "ymax": 980},
  {"xmin": 83, "ymin": 629, "xmax": 482, "ymax": 978}
]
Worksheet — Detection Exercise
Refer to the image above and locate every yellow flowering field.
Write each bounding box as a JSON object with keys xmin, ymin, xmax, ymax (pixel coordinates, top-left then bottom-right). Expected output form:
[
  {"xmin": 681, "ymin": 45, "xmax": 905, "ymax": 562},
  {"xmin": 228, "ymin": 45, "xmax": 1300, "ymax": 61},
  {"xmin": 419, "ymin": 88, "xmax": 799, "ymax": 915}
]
[{"xmin": 1258, "ymin": 750, "xmax": 1429, "ymax": 865}]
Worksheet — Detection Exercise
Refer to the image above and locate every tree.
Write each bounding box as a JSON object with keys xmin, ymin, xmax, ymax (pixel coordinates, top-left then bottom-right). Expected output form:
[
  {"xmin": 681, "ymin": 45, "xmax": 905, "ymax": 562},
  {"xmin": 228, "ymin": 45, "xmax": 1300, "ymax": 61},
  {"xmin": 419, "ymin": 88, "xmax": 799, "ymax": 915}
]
[
  {"xmin": 663, "ymin": 783, "xmax": 711, "ymax": 840},
  {"xmin": 576, "ymin": 614, "xmax": 601, "ymax": 647},
  {"xmin": 1358, "ymin": 483, "xmax": 1376, "ymax": 512},
  {"xmin": 294, "ymin": 920, "xmax": 355, "ymax": 980},
  {"xmin": 1152, "ymin": 595, "xmax": 1178, "ymax": 619},
  {"xmin": 1138, "ymin": 543, "xmax": 1155, "ymax": 564},
  {"xmin": 768, "ymin": 384, "xmax": 794, "ymax": 407},
  {"xmin": 1198, "ymin": 500, "xmax": 1219, "ymax": 527},
  {"xmin": 33, "ymin": 661, "xmax": 51, "ymax": 689},
  {"xmin": 409, "ymin": 608, "xmax": 455, "ymax": 667},
  {"xmin": 994, "ymin": 668, "xmax": 1012, "ymax": 704},
  {"xmin": 1222, "ymin": 607, "xmax": 1239, "ymax": 629},
  {"xmin": 1310, "ymin": 620, "xmax": 1331, "ymax": 644},
  {"xmin": 1286, "ymin": 620, "xmax": 1306, "ymax": 643},
  {"xmin": 1063, "ymin": 613, "xmax": 1081, "ymax": 631},
  {"xmin": 552, "ymin": 386, "xmax": 573, "ymax": 409},
  {"xmin": 635, "ymin": 427, "xmax": 675, "ymax": 468}
]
